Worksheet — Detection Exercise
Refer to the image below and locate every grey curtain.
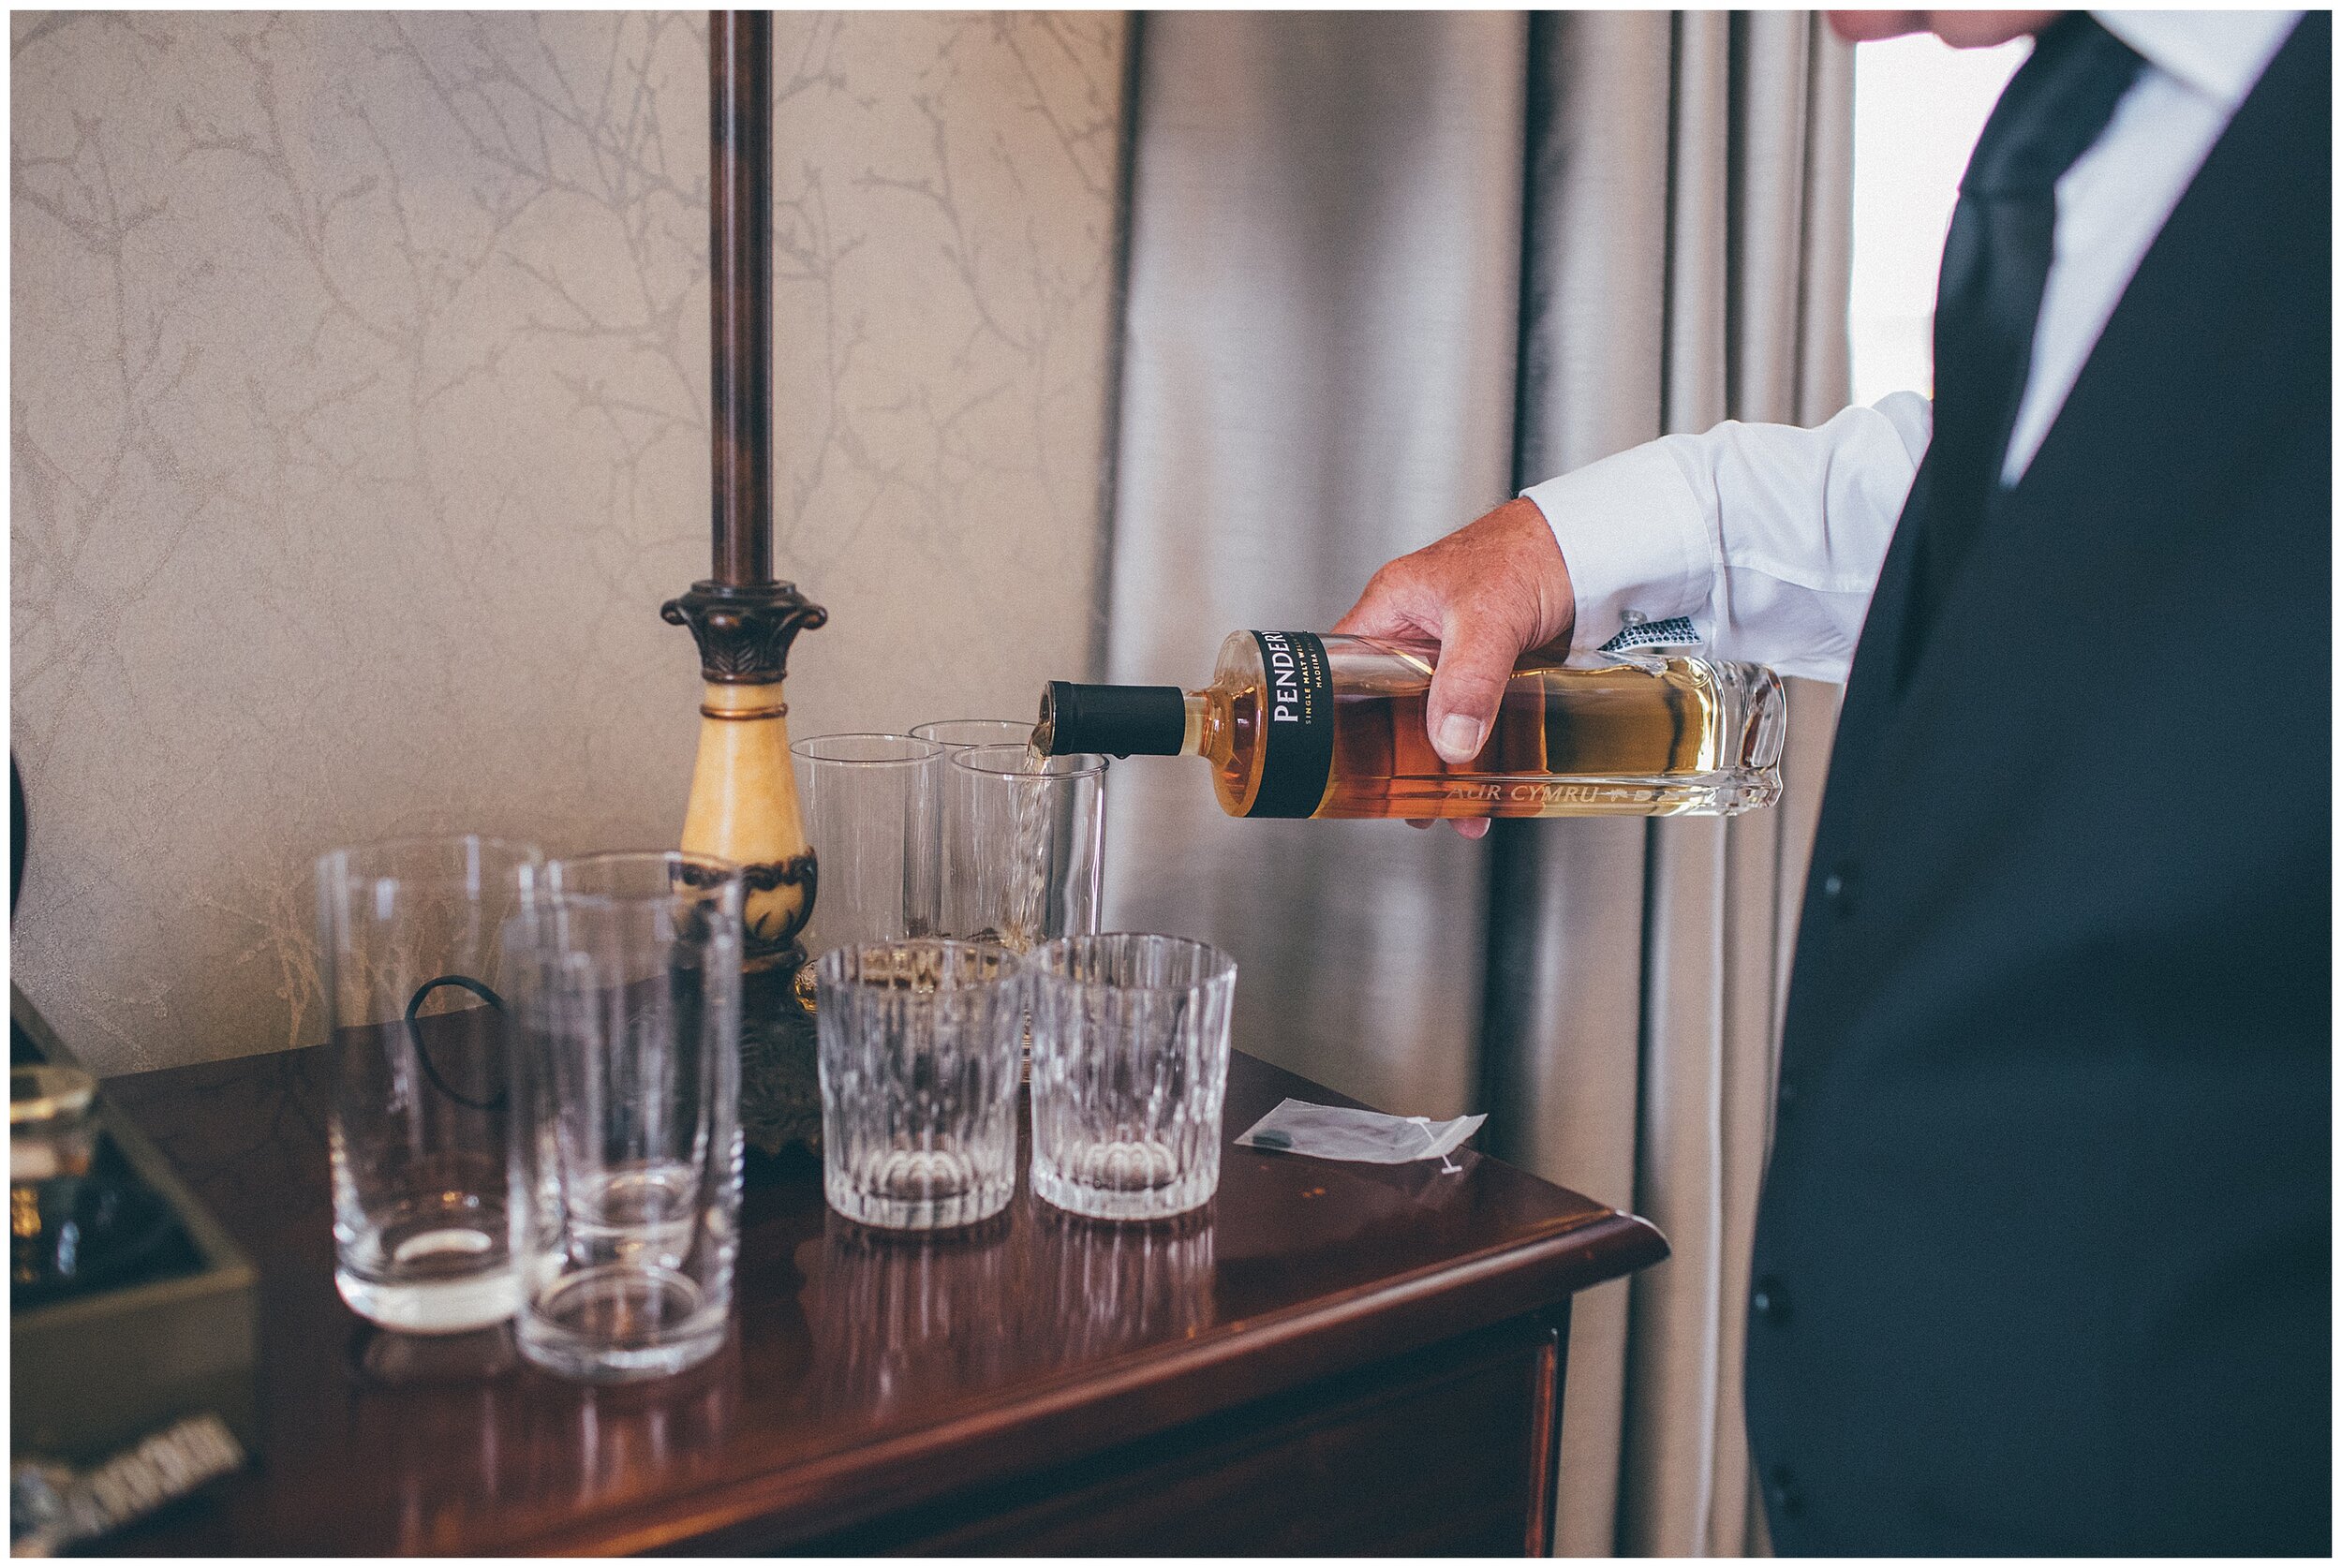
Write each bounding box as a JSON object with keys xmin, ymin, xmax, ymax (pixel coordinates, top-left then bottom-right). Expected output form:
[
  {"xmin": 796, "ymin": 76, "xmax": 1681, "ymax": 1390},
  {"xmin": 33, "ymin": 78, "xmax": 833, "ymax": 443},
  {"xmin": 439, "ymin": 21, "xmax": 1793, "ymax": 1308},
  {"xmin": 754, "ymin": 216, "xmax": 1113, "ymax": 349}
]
[
  {"xmin": 1103, "ymin": 11, "xmax": 1853, "ymax": 1554},
  {"xmin": 1102, "ymin": 12, "xmax": 1525, "ymax": 1124}
]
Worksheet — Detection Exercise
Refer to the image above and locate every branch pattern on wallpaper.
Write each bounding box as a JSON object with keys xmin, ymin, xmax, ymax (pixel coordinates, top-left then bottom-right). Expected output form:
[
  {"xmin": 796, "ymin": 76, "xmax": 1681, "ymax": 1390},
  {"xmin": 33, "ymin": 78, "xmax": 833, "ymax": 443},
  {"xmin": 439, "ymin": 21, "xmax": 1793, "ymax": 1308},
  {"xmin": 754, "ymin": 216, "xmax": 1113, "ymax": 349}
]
[{"xmin": 10, "ymin": 12, "xmax": 1123, "ymax": 1072}]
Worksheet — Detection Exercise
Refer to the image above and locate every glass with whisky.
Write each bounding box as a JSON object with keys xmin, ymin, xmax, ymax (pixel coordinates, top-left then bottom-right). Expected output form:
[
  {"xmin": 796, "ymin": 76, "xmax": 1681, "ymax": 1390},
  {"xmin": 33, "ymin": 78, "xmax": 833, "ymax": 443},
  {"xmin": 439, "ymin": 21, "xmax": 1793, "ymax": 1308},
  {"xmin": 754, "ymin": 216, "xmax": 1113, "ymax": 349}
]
[
  {"xmin": 910, "ymin": 718, "xmax": 1036, "ymax": 752},
  {"xmin": 11, "ymin": 1064, "xmax": 98, "ymax": 1293},
  {"xmin": 1035, "ymin": 632, "xmax": 1785, "ymax": 820},
  {"xmin": 939, "ymin": 744, "xmax": 1105, "ymax": 954}
]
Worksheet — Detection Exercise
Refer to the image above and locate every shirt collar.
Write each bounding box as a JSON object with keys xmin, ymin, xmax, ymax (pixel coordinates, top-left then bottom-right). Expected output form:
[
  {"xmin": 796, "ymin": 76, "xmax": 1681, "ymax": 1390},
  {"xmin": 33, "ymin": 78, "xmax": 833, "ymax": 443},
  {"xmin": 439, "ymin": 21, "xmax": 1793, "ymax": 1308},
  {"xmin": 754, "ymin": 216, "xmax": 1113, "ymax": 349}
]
[{"xmin": 2093, "ymin": 10, "xmax": 2303, "ymax": 109}]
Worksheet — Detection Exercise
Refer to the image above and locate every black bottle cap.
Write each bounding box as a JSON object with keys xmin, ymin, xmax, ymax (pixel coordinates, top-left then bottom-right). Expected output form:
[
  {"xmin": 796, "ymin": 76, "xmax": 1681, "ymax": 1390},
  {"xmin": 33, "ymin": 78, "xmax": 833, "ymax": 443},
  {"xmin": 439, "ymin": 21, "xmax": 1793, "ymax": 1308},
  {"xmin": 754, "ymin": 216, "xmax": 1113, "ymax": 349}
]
[{"xmin": 1039, "ymin": 682, "xmax": 1187, "ymax": 758}]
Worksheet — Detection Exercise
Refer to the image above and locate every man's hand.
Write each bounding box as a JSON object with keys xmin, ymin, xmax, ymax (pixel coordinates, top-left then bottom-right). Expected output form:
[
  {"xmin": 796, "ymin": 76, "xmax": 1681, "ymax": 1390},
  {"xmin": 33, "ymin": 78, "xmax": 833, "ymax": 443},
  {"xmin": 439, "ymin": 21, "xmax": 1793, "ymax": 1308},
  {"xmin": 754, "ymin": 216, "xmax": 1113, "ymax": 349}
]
[{"xmin": 1329, "ymin": 497, "xmax": 1577, "ymax": 839}]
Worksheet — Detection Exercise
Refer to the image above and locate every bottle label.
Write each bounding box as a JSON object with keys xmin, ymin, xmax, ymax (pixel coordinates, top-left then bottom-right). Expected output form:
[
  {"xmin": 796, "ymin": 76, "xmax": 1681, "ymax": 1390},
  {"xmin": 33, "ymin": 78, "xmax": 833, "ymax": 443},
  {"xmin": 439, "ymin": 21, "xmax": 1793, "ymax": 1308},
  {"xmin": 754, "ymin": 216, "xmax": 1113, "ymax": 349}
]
[{"xmin": 1247, "ymin": 631, "xmax": 1336, "ymax": 818}]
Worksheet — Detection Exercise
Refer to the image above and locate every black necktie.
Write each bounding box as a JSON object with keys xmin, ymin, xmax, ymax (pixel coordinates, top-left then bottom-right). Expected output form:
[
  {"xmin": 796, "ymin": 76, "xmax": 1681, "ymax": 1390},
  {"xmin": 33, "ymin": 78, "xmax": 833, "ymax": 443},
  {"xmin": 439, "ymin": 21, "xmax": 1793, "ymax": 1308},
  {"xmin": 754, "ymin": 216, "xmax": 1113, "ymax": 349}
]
[{"xmin": 1904, "ymin": 15, "xmax": 2144, "ymax": 647}]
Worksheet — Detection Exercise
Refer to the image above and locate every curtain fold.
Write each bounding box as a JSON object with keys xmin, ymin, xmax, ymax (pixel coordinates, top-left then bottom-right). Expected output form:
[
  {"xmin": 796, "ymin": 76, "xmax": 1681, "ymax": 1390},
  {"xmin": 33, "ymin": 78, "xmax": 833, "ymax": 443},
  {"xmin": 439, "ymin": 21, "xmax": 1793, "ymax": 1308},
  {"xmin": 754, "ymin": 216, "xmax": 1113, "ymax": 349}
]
[
  {"xmin": 1101, "ymin": 11, "xmax": 1529, "ymax": 1120},
  {"xmin": 1104, "ymin": 12, "xmax": 1852, "ymax": 1554},
  {"xmin": 1511, "ymin": 15, "xmax": 1851, "ymax": 1555}
]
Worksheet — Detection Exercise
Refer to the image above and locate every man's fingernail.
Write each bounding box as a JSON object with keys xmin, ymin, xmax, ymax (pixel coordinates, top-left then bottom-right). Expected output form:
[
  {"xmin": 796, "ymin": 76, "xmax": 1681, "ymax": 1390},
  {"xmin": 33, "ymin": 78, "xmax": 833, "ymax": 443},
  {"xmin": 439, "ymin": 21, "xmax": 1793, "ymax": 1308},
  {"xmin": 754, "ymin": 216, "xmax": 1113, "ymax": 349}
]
[{"xmin": 1435, "ymin": 715, "xmax": 1485, "ymax": 762}]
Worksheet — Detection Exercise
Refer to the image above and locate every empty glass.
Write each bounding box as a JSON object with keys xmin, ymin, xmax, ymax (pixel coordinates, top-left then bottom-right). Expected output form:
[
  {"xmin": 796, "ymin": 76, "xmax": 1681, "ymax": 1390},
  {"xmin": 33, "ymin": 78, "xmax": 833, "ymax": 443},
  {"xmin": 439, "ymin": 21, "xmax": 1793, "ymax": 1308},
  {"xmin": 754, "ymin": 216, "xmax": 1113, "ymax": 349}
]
[
  {"xmin": 940, "ymin": 745, "xmax": 1106, "ymax": 954},
  {"xmin": 318, "ymin": 836, "xmax": 541, "ymax": 1334},
  {"xmin": 911, "ymin": 718, "xmax": 1036, "ymax": 751},
  {"xmin": 815, "ymin": 940, "xmax": 1022, "ymax": 1231},
  {"xmin": 791, "ymin": 734, "xmax": 944, "ymax": 960},
  {"xmin": 505, "ymin": 852, "xmax": 744, "ymax": 1382},
  {"xmin": 1028, "ymin": 934, "xmax": 1237, "ymax": 1220}
]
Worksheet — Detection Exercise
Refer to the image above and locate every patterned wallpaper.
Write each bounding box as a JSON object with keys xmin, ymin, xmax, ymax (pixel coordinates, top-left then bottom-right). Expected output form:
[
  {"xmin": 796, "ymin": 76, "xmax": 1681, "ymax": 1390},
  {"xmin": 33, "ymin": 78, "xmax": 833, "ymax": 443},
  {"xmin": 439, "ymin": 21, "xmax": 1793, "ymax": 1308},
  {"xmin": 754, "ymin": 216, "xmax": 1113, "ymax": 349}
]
[{"xmin": 11, "ymin": 12, "xmax": 1127, "ymax": 1072}]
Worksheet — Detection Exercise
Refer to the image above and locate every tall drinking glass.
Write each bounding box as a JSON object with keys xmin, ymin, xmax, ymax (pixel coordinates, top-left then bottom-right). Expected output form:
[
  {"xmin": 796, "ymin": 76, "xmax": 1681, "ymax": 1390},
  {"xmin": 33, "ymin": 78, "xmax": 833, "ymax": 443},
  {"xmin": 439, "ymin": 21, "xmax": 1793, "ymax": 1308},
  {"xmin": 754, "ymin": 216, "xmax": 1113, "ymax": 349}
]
[
  {"xmin": 318, "ymin": 835, "xmax": 542, "ymax": 1334},
  {"xmin": 1028, "ymin": 934, "xmax": 1236, "ymax": 1220},
  {"xmin": 940, "ymin": 745, "xmax": 1105, "ymax": 954},
  {"xmin": 910, "ymin": 718, "xmax": 1034, "ymax": 752},
  {"xmin": 791, "ymin": 734, "xmax": 944, "ymax": 965},
  {"xmin": 506, "ymin": 852, "xmax": 744, "ymax": 1382}
]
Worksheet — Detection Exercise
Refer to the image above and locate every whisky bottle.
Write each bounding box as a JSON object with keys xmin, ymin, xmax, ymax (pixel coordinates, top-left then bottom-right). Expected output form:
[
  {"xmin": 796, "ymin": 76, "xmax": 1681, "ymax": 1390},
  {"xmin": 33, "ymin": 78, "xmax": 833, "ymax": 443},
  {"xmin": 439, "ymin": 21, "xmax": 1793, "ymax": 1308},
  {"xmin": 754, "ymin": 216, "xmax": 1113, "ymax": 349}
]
[{"xmin": 1036, "ymin": 631, "xmax": 1784, "ymax": 820}]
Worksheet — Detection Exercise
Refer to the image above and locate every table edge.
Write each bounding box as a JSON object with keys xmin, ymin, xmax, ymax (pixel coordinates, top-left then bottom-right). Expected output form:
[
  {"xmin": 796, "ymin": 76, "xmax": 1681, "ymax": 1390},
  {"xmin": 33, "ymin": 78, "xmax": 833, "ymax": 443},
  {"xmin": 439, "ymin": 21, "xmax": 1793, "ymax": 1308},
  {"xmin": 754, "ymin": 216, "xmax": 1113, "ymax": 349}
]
[
  {"xmin": 93, "ymin": 1043, "xmax": 1671, "ymax": 1555},
  {"xmin": 519, "ymin": 1207, "xmax": 1668, "ymax": 1553}
]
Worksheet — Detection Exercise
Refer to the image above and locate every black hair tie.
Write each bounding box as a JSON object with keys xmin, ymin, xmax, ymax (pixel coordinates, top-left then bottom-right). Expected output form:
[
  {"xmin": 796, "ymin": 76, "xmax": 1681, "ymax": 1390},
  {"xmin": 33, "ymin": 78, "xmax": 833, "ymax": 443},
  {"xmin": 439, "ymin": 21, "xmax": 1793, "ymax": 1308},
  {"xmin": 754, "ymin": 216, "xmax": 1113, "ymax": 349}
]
[{"xmin": 401, "ymin": 974, "xmax": 509, "ymax": 1113}]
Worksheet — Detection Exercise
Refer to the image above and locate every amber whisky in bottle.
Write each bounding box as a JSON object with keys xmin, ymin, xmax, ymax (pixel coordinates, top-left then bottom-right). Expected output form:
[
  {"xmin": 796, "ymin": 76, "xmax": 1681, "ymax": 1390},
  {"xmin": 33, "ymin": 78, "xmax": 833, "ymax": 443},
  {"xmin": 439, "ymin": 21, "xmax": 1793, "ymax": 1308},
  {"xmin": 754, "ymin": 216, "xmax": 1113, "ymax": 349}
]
[{"xmin": 1036, "ymin": 631, "xmax": 1784, "ymax": 820}]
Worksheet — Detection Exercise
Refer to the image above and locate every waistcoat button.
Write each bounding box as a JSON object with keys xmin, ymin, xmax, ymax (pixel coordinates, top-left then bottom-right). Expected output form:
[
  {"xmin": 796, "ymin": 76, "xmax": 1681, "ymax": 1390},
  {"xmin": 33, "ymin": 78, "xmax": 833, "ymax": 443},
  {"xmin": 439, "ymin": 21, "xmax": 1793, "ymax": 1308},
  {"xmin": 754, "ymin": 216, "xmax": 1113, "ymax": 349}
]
[
  {"xmin": 1752, "ymin": 1275, "xmax": 1791, "ymax": 1325},
  {"xmin": 1765, "ymin": 1464, "xmax": 1805, "ymax": 1517},
  {"xmin": 1820, "ymin": 862, "xmax": 1856, "ymax": 916}
]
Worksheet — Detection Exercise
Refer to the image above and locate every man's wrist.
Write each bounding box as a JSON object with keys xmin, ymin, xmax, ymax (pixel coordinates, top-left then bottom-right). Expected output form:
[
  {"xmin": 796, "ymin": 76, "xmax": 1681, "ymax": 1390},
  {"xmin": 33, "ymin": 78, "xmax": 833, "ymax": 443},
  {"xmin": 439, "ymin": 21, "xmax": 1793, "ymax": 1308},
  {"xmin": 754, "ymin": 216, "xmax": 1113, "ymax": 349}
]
[{"xmin": 1520, "ymin": 441, "xmax": 1712, "ymax": 651}]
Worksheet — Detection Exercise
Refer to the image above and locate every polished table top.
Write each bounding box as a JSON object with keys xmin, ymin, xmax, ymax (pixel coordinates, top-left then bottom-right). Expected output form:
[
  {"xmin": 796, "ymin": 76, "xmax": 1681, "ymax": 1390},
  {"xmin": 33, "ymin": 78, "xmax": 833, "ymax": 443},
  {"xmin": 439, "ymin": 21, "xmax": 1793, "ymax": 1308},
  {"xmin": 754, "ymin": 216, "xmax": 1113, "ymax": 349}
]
[{"xmin": 99, "ymin": 1043, "xmax": 1665, "ymax": 1553}]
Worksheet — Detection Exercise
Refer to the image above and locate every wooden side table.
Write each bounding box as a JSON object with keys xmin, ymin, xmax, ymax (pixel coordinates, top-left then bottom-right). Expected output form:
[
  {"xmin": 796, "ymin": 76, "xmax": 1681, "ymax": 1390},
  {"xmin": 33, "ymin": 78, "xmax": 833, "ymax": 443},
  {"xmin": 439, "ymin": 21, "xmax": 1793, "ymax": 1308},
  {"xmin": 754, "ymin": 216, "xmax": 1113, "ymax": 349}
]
[{"xmin": 98, "ymin": 1043, "xmax": 1664, "ymax": 1554}]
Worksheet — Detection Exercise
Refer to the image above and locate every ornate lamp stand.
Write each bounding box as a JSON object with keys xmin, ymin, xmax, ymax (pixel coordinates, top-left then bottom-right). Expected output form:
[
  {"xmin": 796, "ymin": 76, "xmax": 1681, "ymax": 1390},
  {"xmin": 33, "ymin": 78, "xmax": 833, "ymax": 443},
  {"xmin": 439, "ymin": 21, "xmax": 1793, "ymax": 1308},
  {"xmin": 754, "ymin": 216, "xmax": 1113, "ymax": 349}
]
[{"xmin": 664, "ymin": 11, "xmax": 824, "ymax": 1153}]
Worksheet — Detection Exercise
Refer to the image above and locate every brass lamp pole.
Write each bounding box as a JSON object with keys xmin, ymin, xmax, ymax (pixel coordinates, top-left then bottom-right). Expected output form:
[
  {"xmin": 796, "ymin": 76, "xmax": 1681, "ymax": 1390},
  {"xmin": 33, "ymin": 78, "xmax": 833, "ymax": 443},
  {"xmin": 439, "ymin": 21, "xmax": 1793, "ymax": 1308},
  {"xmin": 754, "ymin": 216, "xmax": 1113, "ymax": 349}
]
[{"xmin": 665, "ymin": 10, "xmax": 824, "ymax": 1149}]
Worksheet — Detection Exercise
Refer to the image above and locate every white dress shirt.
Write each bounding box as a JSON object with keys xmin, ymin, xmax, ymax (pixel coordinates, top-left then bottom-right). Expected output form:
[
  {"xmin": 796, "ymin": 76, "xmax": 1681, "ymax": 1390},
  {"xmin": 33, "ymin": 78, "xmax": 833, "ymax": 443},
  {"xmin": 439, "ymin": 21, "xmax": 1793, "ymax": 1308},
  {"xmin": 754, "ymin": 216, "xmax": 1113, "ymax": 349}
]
[{"xmin": 1523, "ymin": 11, "xmax": 2302, "ymax": 685}]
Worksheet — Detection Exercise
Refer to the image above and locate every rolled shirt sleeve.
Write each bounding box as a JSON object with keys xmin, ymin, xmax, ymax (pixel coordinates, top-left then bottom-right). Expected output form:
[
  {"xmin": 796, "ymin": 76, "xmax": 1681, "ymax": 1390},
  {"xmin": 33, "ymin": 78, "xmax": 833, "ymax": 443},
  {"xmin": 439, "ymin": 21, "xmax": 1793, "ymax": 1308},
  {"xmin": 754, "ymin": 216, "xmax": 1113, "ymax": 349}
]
[{"xmin": 1521, "ymin": 392, "xmax": 1933, "ymax": 685}]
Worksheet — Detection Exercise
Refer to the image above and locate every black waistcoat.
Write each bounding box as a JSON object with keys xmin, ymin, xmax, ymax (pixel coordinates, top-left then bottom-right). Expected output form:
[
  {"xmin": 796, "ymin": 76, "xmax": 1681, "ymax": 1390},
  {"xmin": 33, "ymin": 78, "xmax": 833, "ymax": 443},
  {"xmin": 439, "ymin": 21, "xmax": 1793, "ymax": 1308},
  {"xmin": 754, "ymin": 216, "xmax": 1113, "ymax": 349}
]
[{"xmin": 1745, "ymin": 18, "xmax": 2331, "ymax": 1555}]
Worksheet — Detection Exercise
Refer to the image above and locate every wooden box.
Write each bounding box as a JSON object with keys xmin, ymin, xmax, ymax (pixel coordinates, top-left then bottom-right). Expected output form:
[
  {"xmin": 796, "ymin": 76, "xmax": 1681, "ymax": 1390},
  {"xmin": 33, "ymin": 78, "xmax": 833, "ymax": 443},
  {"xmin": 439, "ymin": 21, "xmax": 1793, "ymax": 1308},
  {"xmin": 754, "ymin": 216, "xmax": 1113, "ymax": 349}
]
[{"xmin": 10, "ymin": 986, "xmax": 259, "ymax": 1465}]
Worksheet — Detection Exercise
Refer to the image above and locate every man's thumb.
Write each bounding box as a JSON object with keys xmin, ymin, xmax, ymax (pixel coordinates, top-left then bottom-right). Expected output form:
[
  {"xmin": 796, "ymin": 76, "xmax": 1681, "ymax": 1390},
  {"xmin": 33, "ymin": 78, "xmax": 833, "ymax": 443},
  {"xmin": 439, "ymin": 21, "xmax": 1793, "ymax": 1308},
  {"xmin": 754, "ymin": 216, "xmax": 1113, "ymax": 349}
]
[{"xmin": 1427, "ymin": 621, "xmax": 1519, "ymax": 765}]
